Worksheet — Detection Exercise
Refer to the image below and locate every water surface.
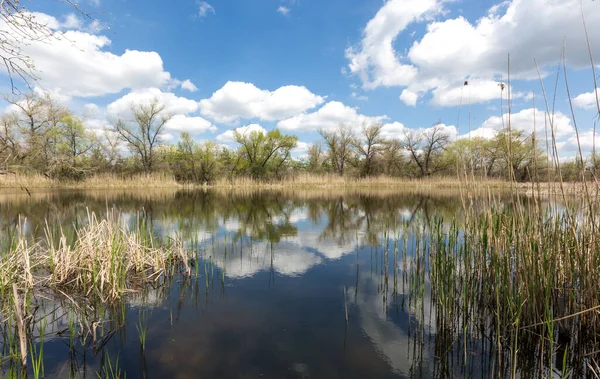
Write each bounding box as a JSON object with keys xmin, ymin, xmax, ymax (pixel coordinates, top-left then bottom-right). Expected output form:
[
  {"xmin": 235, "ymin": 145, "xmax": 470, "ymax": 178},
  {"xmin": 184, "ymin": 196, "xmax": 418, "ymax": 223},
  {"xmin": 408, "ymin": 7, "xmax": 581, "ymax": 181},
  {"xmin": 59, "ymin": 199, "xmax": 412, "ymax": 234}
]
[{"xmin": 0, "ymin": 188, "xmax": 578, "ymax": 378}]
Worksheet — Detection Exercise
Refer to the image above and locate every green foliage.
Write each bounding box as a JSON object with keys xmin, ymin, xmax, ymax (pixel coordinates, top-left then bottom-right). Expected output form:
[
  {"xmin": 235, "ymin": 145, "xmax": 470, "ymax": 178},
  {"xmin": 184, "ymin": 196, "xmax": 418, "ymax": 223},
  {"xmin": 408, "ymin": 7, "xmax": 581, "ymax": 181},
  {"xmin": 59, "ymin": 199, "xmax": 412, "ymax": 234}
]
[
  {"xmin": 444, "ymin": 129, "xmax": 547, "ymax": 181},
  {"xmin": 233, "ymin": 128, "xmax": 298, "ymax": 179},
  {"xmin": 166, "ymin": 132, "xmax": 221, "ymax": 183},
  {"xmin": 0, "ymin": 92, "xmax": 596, "ymax": 183}
]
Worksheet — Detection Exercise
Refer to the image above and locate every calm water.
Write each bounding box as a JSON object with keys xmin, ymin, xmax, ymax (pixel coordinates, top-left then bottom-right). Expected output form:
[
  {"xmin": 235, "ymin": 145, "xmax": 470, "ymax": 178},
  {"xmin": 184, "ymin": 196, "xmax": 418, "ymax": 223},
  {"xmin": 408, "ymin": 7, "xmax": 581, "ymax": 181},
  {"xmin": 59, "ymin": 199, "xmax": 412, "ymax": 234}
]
[{"xmin": 0, "ymin": 189, "xmax": 567, "ymax": 378}]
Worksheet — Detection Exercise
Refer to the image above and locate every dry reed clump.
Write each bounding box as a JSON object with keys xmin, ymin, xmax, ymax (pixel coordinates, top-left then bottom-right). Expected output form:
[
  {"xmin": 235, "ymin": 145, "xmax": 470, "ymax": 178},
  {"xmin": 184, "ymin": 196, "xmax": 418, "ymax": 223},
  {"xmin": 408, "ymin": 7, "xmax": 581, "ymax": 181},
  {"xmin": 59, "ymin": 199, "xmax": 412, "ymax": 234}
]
[{"xmin": 0, "ymin": 210, "xmax": 191, "ymax": 303}]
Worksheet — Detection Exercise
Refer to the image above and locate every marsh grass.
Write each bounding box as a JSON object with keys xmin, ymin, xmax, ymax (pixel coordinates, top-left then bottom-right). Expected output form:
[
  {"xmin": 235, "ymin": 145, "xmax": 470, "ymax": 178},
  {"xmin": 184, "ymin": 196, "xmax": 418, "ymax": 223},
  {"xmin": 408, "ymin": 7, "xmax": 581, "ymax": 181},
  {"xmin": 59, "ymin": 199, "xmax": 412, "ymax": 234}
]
[
  {"xmin": 0, "ymin": 208, "xmax": 193, "ymax": 376},
  {"xmin": 0, "ymin": 209, "xmax": 192, "ymax": 303}
]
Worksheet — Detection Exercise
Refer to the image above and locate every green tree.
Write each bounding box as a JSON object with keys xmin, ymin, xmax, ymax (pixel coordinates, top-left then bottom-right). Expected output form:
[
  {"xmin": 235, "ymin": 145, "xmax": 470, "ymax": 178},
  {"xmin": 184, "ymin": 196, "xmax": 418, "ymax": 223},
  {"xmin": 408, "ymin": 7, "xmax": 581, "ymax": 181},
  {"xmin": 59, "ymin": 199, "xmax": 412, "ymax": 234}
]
[
  {"xmin": 494, "ymin": 129, "xmax": 545, "ymax": 181},
  {"xmin": 167, "ymin": 132, "xmax": 220, "ymax": 183},
  {"xmin": 234, "ymin": 128, "xmax": 297, "ymax": 179}
]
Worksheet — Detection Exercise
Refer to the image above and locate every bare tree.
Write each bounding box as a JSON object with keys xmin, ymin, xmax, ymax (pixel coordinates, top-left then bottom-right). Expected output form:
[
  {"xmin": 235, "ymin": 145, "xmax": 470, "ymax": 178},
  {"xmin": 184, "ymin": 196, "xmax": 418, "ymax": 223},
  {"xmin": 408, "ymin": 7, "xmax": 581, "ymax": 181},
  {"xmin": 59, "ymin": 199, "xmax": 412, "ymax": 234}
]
[
  {"xmin": 5, "ymin": 92, "xmax": 69, "ymax": 171},
  {"xmin": 306, "ymin": 142, "xmax": 325, "ymax": 173},
  {"xmin": 319, "ymin": 124, "xmax": 356, "ymax": 176},
  {"xmin": 381, "ymin": 139, "xmax": 405, "ymax": 177},
  {"xmin": 1, "ymin": 1, "xmax": 95, "ymax": 92},
  {"xmin": 113, "ymin": 99, "xmax": 172, "ymax": 173},
  {"xmin": 354, "ymin": 123, "xmax": 384, "ymax": 177},
  {"xmin": 404, "ymin": 123, "xmax": 451, "ymax": 177}
]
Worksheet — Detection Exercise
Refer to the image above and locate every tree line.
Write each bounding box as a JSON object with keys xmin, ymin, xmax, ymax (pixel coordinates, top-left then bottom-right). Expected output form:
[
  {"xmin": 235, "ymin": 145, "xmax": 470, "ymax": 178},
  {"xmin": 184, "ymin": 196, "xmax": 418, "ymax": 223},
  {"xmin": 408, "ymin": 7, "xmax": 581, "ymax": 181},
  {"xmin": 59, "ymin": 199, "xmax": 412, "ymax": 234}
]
[{"xmin": 0, "ymin": 93, "xmax": 594, "ymax": 183}]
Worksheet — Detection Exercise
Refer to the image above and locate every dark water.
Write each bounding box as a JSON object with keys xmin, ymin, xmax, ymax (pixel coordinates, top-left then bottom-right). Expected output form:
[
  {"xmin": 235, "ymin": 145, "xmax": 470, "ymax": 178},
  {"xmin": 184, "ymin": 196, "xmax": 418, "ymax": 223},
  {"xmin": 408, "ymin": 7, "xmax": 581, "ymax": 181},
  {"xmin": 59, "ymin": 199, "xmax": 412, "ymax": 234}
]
[{"xmin": 0, "ymin": 189, "xmax": 567, "ymax": 378}]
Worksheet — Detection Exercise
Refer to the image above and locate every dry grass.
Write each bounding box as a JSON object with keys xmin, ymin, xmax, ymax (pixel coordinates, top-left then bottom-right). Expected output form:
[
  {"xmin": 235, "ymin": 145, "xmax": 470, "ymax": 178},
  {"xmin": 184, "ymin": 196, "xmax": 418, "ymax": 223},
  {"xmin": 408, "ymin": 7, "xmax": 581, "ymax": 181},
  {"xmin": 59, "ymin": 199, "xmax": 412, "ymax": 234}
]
[
  {"xmin": 1, "ymin": 172, "xmax": 596, "ymax": 195},
  {"xmin": 1, "ymin": 210, "xmax": 191, "ymax": 303},
  {"xmin": 211, "ymin": 173, "xmax": 513, "ymax": 189},
  {"xmin": 0, "ymin": 172, "xmax": 182, "ymax": 189}
]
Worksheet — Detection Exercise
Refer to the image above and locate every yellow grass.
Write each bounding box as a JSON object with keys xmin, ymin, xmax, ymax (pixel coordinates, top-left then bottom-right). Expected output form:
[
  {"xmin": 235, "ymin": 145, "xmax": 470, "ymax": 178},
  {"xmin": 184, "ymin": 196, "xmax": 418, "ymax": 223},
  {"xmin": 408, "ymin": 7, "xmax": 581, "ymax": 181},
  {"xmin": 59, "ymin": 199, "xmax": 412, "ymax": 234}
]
[
  {"xmin": 0, "ymin": 171, "xmax": 595, "ymax": 196},
  {"xmin": 1, "ymin": 210, "xmax": 191, "ymax": 303},
  {"xmin": 0, "ymin": 172, "xmax": 181, "ymax": 189}
]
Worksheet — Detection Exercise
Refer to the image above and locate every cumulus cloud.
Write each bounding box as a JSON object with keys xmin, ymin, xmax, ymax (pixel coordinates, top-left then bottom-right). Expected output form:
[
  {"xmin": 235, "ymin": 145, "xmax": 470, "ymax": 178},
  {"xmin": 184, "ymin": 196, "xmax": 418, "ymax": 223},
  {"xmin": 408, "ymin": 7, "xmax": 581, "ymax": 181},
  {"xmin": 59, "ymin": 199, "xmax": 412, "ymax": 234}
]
[
  {"xmin": 466, "ymin": 108, "xmax": 574, "ymax": 140},
  {"xmin": 106, "ymin": 88, "xmax": 216, "ymax": 136},
  {"xmin": 107, "ymin": 88, "xmax": 199, "ymax": 117},
  {"xmin": 216, "ymin": 124, "xmax": 267, "ymax": 143},
  {"xmin": 482, "ymin": 108, "xmax": 573, "ymax": 137},
  {"xmin": 166, "ymin": 115, "xmax": 217, "ymax": 134},
  {"xmin": 0, "ymin": 13, "xmax": 177, "ymax": 98},
  {"xmin": 345, "ymin": 0, "xmax": 442, "ymax": 89},
  {"xmin": 277, "ymin": 6, "xmax": 291, "ymax": 15},
  {"xmin": 573, "ymin": 89, "xmax": 600, "ymax": 110},
  {"xmin": 564, "ymin": 130, "xmax": 600, "ymax": 152},
  {"xmin": 199, "ymin": 81, "xmax": 325, "ymax": 124},
  {"xmin": 379, "ymin": 122, "xmax": 408, "ymax": 140},
  {"xmin": 347, "ymin": 0, "xmax": 600, "ymax": 106},
  {"xmin": 431, "ymin": 80, "xmax": 523, "ymax": 107},
  {"xmin": 277, "ymin": 101, "xmax": 388, "ymax": 132}
]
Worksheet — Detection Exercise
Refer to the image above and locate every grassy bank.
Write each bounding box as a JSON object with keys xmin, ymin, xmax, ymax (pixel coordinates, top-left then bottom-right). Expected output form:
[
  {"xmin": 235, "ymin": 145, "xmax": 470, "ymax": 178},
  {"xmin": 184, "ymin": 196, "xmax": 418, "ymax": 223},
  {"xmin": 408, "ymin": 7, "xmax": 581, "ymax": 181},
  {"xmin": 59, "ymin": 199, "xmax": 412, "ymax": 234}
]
[{"xmin": 1, "ymin": 172, "xmax": 596, "ymax": 196}]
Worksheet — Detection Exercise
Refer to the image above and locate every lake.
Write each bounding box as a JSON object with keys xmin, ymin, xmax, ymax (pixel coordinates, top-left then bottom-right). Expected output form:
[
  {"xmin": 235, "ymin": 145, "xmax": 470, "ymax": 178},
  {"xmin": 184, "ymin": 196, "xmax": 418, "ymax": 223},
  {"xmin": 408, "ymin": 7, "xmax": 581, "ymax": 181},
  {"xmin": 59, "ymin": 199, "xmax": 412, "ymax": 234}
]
[{"xmin": 0, "ymin": 188, "xmax": 595, "ymax": 378}]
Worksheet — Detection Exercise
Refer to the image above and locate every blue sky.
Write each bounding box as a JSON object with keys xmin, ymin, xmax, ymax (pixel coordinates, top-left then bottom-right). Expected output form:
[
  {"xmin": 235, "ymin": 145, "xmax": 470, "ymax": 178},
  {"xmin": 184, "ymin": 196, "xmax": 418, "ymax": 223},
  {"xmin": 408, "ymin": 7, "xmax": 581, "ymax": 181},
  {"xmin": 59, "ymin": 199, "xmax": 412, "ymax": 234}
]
[{"xmin": 3, "ymin": 0, "xmax": 600, "ymax": 159}]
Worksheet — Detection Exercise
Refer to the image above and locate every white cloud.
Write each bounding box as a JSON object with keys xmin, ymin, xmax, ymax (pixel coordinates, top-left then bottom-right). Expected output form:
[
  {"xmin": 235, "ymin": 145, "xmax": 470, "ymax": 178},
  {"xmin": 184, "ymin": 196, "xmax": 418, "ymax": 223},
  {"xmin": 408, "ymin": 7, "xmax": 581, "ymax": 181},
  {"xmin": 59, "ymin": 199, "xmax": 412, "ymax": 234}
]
[
  {"xmin": 83, "ymin": 103, "xmax": 100, "ymax": 115},
  {"xmin": 107, "ymin": 88, "xmax": 199, "ymax": 117},
  {"xmin": 345, "ymin": 0, "xmax": 442, "ymax": 89},
  {"xmin": 197, "ymin": 1, "xmax": 215, "ymax": 18},
  {"xmin": 180, "ymin": 79, "xmax": 199, "ymax": 92},
  {"xmin": 199, "ymin": 81, "xmax": 325, "ymax": 124},
  {"xmin": 380, "ymin": 122, "xmax": 408, "ymax": 140},
  {"xmin": 573, "ymin": 89, "xmax": 600, "ymax": 110},
  {"xmin": 565, "ymin": 130, "xmax": 600, "ymax": 152},
  {"xmin": 277, "ymin": 6, "xmax": 290, "ymax": 15},
  {"xmin": 277, "ymin": 101, "xmax": 388, "ymax": 132},
  {"xmin": 468, "ymin": 108, "xmax": 574, "ymax": 139},
  {"xmin": 431, "ymin": 80, "xmax": 523, "ymax": 107},
  {"xmin": 291, "ymin": 141, "xmax": 310, "ymax": 157},
  {"xmin": 165, "ymin": 115, "xmax": 216, "ymax": 134},
  {"xmin": 216, "ymin": 124, "xmax": 267, "ymax": 143},
  {"xmin": 399, "ymin": 90, "xmax": 419, "ymax": 106},
  {"xmin": 3, "ymin": 15, "xmax": 175, "ymax": 97},
  {"xmin": 347, "ymin": 0, "xmax": 600, "ymax": 107},
  {"xmin": 61, "ymin": 13, "xmax": 83, "ymax": 29}
]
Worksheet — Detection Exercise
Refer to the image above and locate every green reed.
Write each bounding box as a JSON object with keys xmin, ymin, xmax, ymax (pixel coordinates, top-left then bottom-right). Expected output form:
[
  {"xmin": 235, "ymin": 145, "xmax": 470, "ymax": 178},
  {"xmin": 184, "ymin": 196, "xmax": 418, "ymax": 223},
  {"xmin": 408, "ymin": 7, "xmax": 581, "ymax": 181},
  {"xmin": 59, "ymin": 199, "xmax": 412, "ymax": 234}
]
[
  {"xmin": 136, "ymin": 310, "xmax": 148, "ymax": 352},
  {"xmin": 424, "ymin": 197, "xmax": 600, "ymax": 377}
]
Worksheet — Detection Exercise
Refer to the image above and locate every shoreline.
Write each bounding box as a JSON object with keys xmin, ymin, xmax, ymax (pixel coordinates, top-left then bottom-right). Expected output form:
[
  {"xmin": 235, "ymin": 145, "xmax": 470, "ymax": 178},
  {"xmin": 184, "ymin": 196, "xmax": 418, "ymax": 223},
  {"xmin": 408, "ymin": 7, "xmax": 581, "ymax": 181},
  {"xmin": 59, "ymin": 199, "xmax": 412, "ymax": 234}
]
[{"xmin": 0, "ymin": 173, "xmax": 597, "ymax": 196}]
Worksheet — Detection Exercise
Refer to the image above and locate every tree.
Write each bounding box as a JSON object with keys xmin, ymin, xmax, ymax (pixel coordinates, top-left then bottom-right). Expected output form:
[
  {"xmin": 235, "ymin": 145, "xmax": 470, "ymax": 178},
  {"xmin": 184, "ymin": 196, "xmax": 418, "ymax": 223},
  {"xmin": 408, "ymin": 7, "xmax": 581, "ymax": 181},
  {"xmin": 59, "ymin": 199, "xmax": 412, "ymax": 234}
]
[
  {"xmin": 1, "ymin": 1, "xmax": 93, "ymax": 91},
  {"xmin": 45, "ymin": 115, "xmax": 96, "ymax": 180},
  {"xmin": 167, "ymin": 132, "xmax": 220, "ymax": 183},
  {"xmin": 5, "ymin": 92, "xmax": 69, "ymax": 172},
  {"xmin": 354, "ymin": 123, "xmax": 385, "ymax": 177},
  {"xmin": 234, "ymin": 128, "xmax": 297, "ymax": 179},
  {"xmin": 404, "ymin": 123, "xmax": 451, "ymax": 177},
  {"xmin": 319, "ymin": 124, "xmax": 356, "ymax": 176},
  {"xmin": 0, "ymin": 113, "xmax": 20, "ymax": 170},
  {"xmin": 381, "ymin": 139, "xmax": 406, "ymax": 177},
  {"xmin": 494, "ymin": 129, "xmax": 545, "ymax": 181},
  {"xmin": 113, "ymin": 99, "xmax": 172, "ymax": 173},
  {"xmin": 57, "ymin": 116, "xmax": 94, "ymax": 165},
  {"xmin": 306, "ymin": 142, "xmax": 326, "ymax": 173}
]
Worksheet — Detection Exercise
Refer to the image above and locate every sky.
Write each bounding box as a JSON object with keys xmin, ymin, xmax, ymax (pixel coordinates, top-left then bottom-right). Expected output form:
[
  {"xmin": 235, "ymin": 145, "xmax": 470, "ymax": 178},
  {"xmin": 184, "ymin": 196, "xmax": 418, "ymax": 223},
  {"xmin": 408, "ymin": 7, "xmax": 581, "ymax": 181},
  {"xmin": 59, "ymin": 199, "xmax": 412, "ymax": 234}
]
[{"xmin": 2, "ymin": 0, "xmax": 600, "ymax": 159}]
